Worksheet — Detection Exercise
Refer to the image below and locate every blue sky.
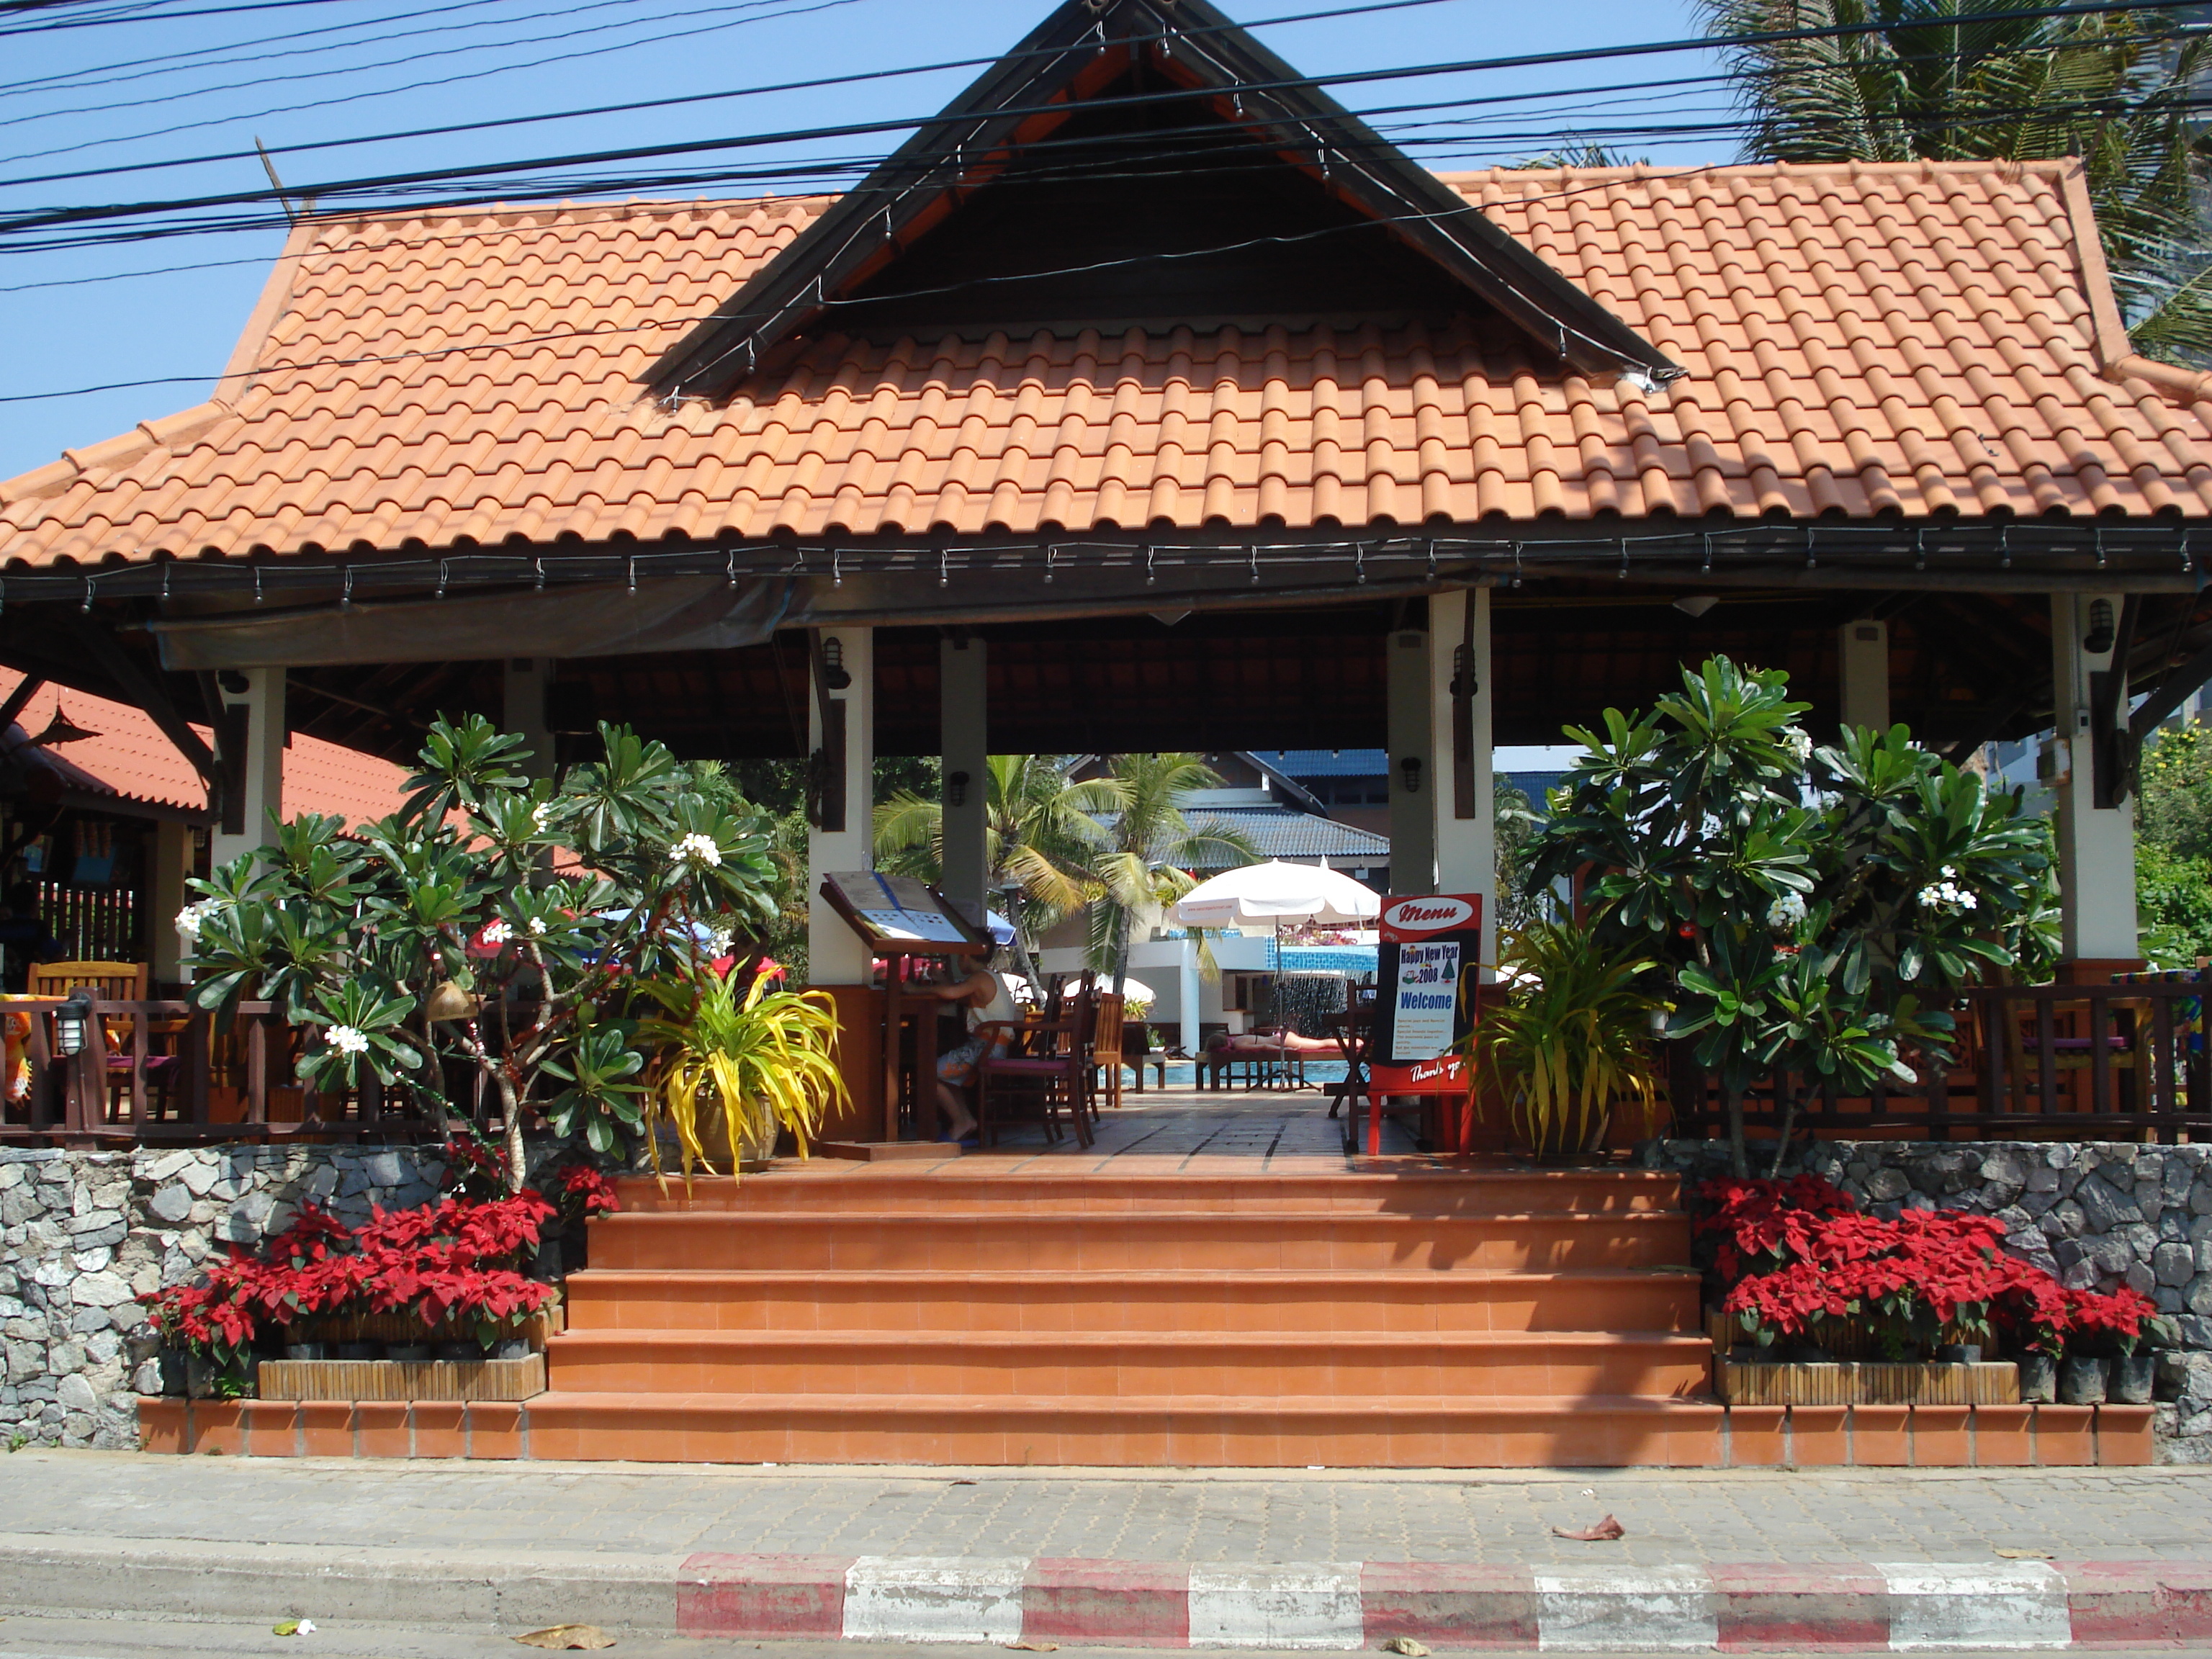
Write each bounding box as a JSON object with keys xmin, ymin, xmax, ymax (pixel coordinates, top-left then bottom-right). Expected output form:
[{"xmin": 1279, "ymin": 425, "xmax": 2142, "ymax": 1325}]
[{"xmin": 0, "ymin": 0, "xmax": 1731, "ymax": 480}]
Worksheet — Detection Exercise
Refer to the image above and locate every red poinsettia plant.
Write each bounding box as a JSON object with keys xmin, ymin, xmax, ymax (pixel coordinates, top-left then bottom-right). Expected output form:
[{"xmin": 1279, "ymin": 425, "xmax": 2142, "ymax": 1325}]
[
  {"xmin": 143, "ymin": 1190, "xmax": 559, "ymax": 1366},
  {"xmin": 1698, "ymin": 1176, "xmax": 2165, "ymax": 1362}
]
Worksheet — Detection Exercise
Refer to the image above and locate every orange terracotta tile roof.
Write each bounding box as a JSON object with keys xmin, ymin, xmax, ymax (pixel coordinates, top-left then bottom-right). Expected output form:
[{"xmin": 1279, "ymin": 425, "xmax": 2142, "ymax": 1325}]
[
  {"xmin": 6, "ymin": 156, "xmax": 2212, "ymax": 570},
  {"xmin": 0, "ymin": 668, "xmax": 410, "ymax": 824}
]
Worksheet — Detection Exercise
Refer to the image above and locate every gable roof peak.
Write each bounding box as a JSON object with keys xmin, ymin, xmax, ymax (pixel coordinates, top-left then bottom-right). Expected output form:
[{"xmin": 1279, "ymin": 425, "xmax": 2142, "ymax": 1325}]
[{"xmin": 647, "ymin": 0, "xmax": 1679, "ymax": 401}]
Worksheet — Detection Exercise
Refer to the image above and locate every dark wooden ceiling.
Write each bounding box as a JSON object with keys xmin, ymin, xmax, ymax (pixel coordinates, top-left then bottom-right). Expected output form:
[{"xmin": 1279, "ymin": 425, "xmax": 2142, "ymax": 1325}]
[{"xmin": 267, "ymin": 583, "xmax": 2090, "ymax": 765}]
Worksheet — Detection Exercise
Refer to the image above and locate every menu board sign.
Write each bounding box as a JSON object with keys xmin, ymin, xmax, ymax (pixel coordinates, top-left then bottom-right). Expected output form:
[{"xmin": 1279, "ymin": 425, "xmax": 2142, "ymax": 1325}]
[
  {"xmin": 819, "ymin": 871, "xmax": 981, "ymax": 950},
  {"xmin": 1370, "ymin": 893, "xmax": 1483, "ymax": 1095}
]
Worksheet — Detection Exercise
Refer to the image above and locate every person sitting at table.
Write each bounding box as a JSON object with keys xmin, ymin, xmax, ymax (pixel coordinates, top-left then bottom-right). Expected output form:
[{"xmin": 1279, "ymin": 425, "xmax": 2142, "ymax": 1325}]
[{"xmin": 925, "ymin": 946, "xmax": 1015, "ymax": 1142}]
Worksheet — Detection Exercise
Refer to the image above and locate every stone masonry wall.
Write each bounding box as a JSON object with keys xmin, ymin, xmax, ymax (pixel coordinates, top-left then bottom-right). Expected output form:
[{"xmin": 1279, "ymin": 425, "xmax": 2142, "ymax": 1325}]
[
  {"xmin": 1, "ymin": 1144, "xmax": 447, "ymax": 1449},
  {"xmin": 1640, "ymin": 1138, "xmax": 2212, "ymax": 1462}
]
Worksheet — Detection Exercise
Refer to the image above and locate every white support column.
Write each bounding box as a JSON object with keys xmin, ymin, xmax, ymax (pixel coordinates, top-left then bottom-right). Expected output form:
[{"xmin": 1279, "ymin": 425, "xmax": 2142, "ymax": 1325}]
[
  {"xmin": 211, "ymin": 667, "xmax": 284, "ymax": 870},
  {"xmin": 2050, "ymin": 593, "xmax": 2138, "ymax": 963},
  {"xmin": 1178, "ymin": 940, "xmax": 1201, "ymax": 1060},
  {"xmin": 1385, "ymin": 624, "xmax": 1434, "ymax": 895},
  {"xmin": 149, "ymin": 819, "xmax": 196, "ymax": 987},
  {"xmin": 806, "ymin": 625, "xmax": 875, "ymax": 986},
  {"xmin": 503, "ymin": 656, "xmax": 555, "ymax": 781},
  {"xmin": 938, "ymin": 634, "xmax": 988, "ymax": 927},
  {"xmin": 1838, "ymin": 618, "xmax": 1891, "ymax": 733},
  {"xmin": 1430, "ymin": 588, "xmax": 1496, "ymax": 968}
]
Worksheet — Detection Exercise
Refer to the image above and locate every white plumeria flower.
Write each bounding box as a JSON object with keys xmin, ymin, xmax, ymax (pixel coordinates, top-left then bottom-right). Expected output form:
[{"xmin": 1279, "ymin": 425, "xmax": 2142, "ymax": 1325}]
[
  {"xmin": 669, "ymin": 832, "xmax": 722, "ymax": 871},
  {"xmin": 480, "ymin": 919, "xmax": 512, "ymax": 948},
  {"xmin": 1780, "ymin": 727, "xmax": 1813, "ymax": 766},
  {"xmin": 1766, "ymin": 891, "xmax": 1808, "ymax": 930},
  {"xmin": 531, "ymin": 801, "xmax": 554, "ymax": 832},
  {"xmin": 528, "ymin": 916, "xmax": 549, "ymax": 938},
  {"xmin": 325, "ymin": 1025, "xmax": 369, "ymax": 1057},
  {"xmin": 1918, "ymin": 880, "xmax": 1979, "ymax": 914},
  {"xmin": 174, "ymin": 898, "xmax": 223, "ymax": 941}
]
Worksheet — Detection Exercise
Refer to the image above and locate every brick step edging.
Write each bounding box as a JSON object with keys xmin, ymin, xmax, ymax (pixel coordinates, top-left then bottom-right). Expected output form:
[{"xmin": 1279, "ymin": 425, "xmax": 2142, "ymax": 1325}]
[
  {"xmin": 137, "ymin": 1397, "xmax": 2158, "ymax": 1467},
  {"xmin": 680, "ymin": 1554, "xmax": 2212, "ymax": 1649}
]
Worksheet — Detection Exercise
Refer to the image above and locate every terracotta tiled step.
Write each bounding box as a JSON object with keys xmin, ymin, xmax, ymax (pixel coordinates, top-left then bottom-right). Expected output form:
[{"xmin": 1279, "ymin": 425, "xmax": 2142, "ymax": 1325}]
[
  {"xmin": 518, "ymin": 1391, "xmax": 1727, "ymax": 1467},
  {"xmin": 543, "ymin": 1328, "xmax": 1717, "ymax": 1398},
  {"xmin": 611, "ymin": 1169, "xmax": 1682, "ymax": 1216},
  {"xmin": 587, "ymin": 1210, "xmax": 1691, "ymax": 1272},
  {"xmin": 562, "ymin": 1267, "xmax": 1703, "ymax": 1334}
]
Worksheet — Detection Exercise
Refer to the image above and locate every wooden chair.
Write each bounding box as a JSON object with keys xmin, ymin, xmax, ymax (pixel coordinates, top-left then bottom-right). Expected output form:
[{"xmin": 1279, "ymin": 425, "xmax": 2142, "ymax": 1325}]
[
  {"xmin": 28, "ymin": 960, "xmax": 183, "ymax": 1120},
  {"xmin": 977, "ymin": 974, "xmax": 1097, "ymax": 1148},
  {"xmin": 1092, "ymin": 992, "xmax": 1128, "ymax": 1111}
]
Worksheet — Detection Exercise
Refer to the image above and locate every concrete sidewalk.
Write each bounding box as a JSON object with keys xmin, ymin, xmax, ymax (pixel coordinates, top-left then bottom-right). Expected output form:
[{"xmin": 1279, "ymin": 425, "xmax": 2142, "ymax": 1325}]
[{"xmin": 2, "ymin": 1453, "xmax": 2211, "ymax": 1648}]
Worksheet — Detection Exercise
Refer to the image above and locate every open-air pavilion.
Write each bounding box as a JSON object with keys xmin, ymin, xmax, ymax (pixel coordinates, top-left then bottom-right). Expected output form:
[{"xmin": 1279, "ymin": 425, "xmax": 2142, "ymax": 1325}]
[
  {"xmin": 1, "ymin": 0, "xmax": 2208, "ymax": 1143},
  {"xmin": 12, "ymin": 0, "xmax": 2212, "ymax": 1473}
]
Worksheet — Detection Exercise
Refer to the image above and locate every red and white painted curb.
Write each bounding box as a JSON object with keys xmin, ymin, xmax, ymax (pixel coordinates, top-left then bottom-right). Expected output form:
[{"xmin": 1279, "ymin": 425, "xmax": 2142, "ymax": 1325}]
[{"xmin": 676, "ymin": 1555, "xmax": 2212, "ymax": 1648}]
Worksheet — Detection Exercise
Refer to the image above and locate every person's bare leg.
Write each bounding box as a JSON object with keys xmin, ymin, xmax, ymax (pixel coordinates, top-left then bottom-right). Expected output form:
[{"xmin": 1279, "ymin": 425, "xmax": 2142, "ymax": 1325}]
[{"xmin": 937, "ymin": 1081, "xmax": 977, "ymax": 1138}]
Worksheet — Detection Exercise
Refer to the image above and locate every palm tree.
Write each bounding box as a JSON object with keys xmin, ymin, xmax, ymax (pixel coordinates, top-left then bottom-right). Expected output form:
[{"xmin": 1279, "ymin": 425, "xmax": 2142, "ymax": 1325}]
[
  {"xmin": 1697, "ymin": 1, "xmax": 2212, "ymax": 362},
  {"xmin": 874, "ymin": 754, "xmax": 1123, "ymax": 994},
  {"xmin": 1083, "ymin": 753, "xmax": 1261, "ymax": 994}
]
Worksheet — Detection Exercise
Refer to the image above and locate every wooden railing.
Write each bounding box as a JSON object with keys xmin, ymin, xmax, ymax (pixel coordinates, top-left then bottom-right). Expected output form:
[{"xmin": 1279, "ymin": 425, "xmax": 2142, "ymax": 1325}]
[
  {"xmin": 0, "ymin": 998, "xmax": 474, "ymax": 1146},
  {"xmin": 1669, "ymin": 974, "xmax": 2212, "ymax": 1143}
]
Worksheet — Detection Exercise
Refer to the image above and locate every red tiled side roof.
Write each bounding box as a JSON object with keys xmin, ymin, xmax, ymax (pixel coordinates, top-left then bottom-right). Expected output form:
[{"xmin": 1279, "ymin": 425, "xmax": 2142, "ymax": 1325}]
[
  {"xmin": 0, "ymin": 669, "xmax": 410, "ymax": 824},
  {"xmin": 6, "ymin": 158, "xmax": 2211, "ymax": 569}
]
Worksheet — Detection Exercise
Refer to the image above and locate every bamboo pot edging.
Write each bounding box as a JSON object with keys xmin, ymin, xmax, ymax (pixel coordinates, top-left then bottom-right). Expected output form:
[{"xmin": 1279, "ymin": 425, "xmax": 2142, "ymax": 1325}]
[
  {"xmin": 256, "ymin": 1355, "xmax": 546, "ymax": 1403},
  {"xmin": 1719, "ymin": 1357, "xmax": 2021, "ymax": 1406}
]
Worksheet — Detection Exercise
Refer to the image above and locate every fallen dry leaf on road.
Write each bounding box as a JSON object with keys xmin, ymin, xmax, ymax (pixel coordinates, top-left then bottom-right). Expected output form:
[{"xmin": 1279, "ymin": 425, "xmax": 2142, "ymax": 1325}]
[
  {"xmin": 1382, "ymin": 1637, "xmax": 1431, "ymax": 1655},
  {"xmin": 1995, "ymin": 1549, "xmax": 2051, "ymax": 1560},
  {"xmin": 514, "ymin": 1627, "xmax": 616, "ymax": 1650},
  {"xmin": 1552, "ymin": 1515, "xmax": 1627, "ymax": 1542},
  {"xmin": 1007, "ymin": 1642, "xmax": 1058, "ymax": 1651}
]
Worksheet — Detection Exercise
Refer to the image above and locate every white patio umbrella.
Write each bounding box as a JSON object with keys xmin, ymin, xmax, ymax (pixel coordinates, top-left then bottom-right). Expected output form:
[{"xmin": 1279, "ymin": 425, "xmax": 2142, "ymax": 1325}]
[{"xmin": 1167, "ymin": 860, "xmax": 1381, "ymax": 929}]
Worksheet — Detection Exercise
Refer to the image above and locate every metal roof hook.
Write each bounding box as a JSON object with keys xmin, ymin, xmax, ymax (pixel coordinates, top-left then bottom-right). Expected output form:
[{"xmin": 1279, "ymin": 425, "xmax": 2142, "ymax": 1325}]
[
  {"xmin": 1249, "ymin": 543, "xmax": 1260, "ymax": 585},
  {"xmin": 729, "ymin": 547, "xmax": 740, "ymax": 588},
  {"xmin": 253, "ymin": 565, "xmax": 264, "ymax": 605},
  {"xmin": 1618, "ymin": 536, "xmax": 1629, "ymax": 580},
  {"xmin": 437, "ymin": 559, "xmax": 449, "ymax": 600},
  {"xmin": 832, "ymin": 549, "xmax": 842, "ymax": 588},
  {"xmin": 1355, "ymin": 546, "xmax": 1367, "ymax": 585},
  {"xmin": 2095, "ymin": 526, "xmax": 2108, "ymax": 570},
  {"xmin": 1426, "ymin": 539, "xmax": 1437, "ymax": 582},
  {"xmin": 159, "ymin": 564, "xmax": 171, "ymax": 603},
  {"xmin": 341, "ymin": 567, "xmax": 354, "ymax": 610},
  {"xmin": 81, "ymin": 575, "xmax": 94, "ymax": 613},
  {"xmin": 1511, "ymin": 539, "xmax": 1524, "ymax": 588},
  {"xmin": 1998, "ymin": 524, "xmax": 2011, "ymax": 570},
  {"xmin": 534, "ymin": 557, "xmax": 546, "ymax": 591},
  {"xmin": 624, "ymin": 556, "xmax": 635, "ymax": 595},
  {"xmin": 2183, "ymin": 528, "xmax": 2195, "ymax": 573},
  {"xmin": 1804, "ymin": 524, "xmax": 1816, "ymax": 572},
  {"xmin": 1145, "ymin": 544, "xmax": 1157, "ymax": 586},
  {"xmin": 1044, "ymin": 544, "xmax": 1056, "ymax": 584},
  {"xmin": 1914, "ymin": 526, "xmax": 1927, "ymax": 572},
  {"xmin": 1700, "ymin": 532, "xmax": 1712, "ymax": 575},
  {"xmin": 938, "ymin": 547, "xmax": 948, "ymax": 589}
]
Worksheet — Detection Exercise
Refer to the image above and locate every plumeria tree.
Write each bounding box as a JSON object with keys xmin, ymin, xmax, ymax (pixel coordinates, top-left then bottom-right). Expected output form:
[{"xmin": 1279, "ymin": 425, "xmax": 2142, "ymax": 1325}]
[
  {"xmin": 1527, "ymin": 657, "xmax": 2054, "ymax": 1176},
  {"xmin": 179, "ymin": 716, "xmax": 781, "ymax": 1185}
]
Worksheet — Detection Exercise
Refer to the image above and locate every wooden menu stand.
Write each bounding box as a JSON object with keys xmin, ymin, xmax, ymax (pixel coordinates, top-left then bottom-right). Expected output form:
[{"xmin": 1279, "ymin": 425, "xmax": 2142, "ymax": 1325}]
[{"xmin": 817, "ymin": 871, "xmax": 990, "ymax": 1150}]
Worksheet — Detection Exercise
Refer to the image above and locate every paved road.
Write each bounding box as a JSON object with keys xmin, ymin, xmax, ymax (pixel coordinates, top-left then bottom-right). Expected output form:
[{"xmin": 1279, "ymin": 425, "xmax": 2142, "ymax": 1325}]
[{"xmin": 5, "ymin": 1452, "xmax": 2211, "ymax": 1568}]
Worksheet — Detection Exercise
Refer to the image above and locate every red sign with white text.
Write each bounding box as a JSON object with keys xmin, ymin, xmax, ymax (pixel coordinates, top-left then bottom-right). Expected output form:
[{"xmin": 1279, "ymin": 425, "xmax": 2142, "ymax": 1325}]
[{"xmin": 1370, "ymin": 893, "xmax": 1483, "ymax": 1097}]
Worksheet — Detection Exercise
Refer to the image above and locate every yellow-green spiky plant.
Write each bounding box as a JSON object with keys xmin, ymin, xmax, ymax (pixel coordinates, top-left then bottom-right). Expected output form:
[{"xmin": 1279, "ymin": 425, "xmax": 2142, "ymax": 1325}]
[
  {"xmin": 637, "ymin": 962, "xmax": 847, "ymax": 1190},
  {"xmin": 1477, "ymin": 922, "xmax": 1664, "ymax": 1157}
]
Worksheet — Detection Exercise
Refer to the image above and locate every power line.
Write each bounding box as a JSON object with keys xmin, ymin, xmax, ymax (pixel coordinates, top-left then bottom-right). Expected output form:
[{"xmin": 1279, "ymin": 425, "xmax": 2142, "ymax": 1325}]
[
  {"xmin": 0, "ymin": 0, "xmax": 2179, "ymax": 194},
  {"xmin": 0, "ymin": 0, "xmax": 2188, "ymax": 240},
  {"xmin": 0, "ymin": 0, "xmax": 544, "ymax": 98},
  {"xmin": 0, "ymin": 0, "xmax": 865, "ymax": 148},
  {"xmin": 0, "ymin": 0, "xmax": 760, "ymax": 117},
  {"xmin": 0, "ymin": 0, "xmax": 481, "ymax": 44}
]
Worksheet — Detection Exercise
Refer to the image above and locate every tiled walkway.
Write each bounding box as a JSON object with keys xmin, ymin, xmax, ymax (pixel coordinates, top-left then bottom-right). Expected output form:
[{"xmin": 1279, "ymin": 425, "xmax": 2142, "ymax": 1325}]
[
  {"xmin": 7, "ymin": 1451, "xmax": 2211, "ymax": 1565},
  {"xmin": 810, "ymin": 1085, "xmax": 1426, "ymax": 1175}
]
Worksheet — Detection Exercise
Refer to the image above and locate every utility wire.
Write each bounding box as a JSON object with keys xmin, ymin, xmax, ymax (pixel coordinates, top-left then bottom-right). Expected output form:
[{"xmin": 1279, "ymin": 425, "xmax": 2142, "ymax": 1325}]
[
  {"xmin": 0, "ymin": 0, "xmax": 2180, "ymax": 193},
  {"xmin": 0, "ymin": 0, "xmax": 809, "ymax": 125}
]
